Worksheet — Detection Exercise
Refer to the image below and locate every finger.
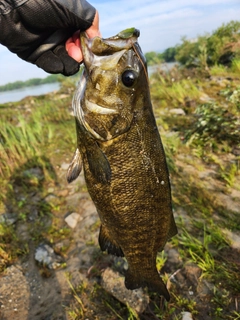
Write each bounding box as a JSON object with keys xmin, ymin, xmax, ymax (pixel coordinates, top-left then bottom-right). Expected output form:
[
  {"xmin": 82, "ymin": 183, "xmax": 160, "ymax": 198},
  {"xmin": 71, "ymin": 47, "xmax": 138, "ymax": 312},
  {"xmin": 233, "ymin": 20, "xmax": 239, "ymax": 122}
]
[
  {"xmin": 86, "ymin": 10, "xmax": 101, "ymax": 39},
  {"xmin": 68, "ymin": 45, "xmax": 83, "ymax": 63}
]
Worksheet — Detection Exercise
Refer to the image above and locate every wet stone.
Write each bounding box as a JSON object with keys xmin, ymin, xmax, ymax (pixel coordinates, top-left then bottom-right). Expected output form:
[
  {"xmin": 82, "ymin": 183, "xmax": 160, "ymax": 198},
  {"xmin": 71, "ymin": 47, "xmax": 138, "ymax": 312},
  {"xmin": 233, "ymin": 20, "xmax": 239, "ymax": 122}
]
[
  {"xmin": 35, "ymin": 244, "xmax": 63, "ymax": 269},
  {"xmin": 101, "ymin": 268, "xmax": 149, "ymax": 314}
]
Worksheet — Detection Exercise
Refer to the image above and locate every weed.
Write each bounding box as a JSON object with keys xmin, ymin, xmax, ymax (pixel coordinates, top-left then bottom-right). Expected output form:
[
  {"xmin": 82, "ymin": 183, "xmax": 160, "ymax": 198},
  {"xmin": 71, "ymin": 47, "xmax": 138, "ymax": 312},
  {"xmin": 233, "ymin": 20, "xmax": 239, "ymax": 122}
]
[
  {"xmin": 218, "ymin": 163, "xmax": 238, "ymax": 187},
  {"xmin": 66, "ymin": 273, "xmax": 86, "ymax": 317},
  {"xmin": 210, "ymin": 64, "xmax": 228, "ymax": 76},
  {"xmin": 231, "ymin": 58, "xmax": 240, "ymax": 73},
  {"xmin": 156, "ymin": 251, "xmax": 167, "ymax": 271},
  {"xmin": 126, "ymin": 303, "xmax": 140, "ymax": 320}
]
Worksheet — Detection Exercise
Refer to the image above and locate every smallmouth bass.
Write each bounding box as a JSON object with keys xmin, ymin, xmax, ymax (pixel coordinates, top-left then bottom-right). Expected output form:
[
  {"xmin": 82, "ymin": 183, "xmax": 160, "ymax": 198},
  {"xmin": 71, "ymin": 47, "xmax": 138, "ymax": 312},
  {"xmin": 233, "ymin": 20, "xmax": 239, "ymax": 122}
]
[{"xmin": 67, "ymin": 28, "xmax": 177, "ymax": 301}]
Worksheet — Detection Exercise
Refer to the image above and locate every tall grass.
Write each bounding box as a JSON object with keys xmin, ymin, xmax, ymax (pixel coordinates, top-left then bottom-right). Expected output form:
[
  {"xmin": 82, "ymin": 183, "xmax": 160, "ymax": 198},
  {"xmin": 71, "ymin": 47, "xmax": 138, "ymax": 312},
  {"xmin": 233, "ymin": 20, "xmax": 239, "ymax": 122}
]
[
  {"xmin": 231, "ymin": 58, "xmax": 240, "ymax": 73},
  {"xmin": 150, "ymin": 67, "xmax": 201, "ymax": 108},
  {"xmin": 0, "ymin": 96, "xmax": 75, "ymax": 185}
]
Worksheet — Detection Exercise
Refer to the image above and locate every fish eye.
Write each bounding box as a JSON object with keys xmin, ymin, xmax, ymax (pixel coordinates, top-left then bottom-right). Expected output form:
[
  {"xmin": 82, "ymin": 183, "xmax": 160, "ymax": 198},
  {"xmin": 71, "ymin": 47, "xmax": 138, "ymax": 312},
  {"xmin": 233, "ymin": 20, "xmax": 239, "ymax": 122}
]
[{"xmin": 121, "ymin": 70, "xmax": 137, "ymax": 87}]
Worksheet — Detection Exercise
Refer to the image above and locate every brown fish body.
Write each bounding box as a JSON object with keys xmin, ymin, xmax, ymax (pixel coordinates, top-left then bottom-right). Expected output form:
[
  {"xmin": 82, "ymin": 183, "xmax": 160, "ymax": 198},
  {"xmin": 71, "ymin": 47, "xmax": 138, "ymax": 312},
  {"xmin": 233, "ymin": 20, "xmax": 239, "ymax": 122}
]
[{"xmin": 69, "ymin": 28, "xmax": 177, "ymax": 300}]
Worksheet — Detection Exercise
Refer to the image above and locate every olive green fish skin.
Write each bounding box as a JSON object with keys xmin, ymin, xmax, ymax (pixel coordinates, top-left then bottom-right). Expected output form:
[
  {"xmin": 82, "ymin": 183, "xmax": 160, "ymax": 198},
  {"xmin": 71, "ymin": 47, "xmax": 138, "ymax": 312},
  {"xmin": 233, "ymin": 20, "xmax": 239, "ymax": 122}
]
[{"xmin": 71, "ymin": 29, "xmax": 177, "ymax": 301}]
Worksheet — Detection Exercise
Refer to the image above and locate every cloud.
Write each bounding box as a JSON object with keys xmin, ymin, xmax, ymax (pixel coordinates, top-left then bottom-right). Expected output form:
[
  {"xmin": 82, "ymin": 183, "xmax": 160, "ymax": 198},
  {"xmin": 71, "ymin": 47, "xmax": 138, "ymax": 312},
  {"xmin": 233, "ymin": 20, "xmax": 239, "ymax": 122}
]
[{"xmin": 1, "ymin": 0, "xmax": 240, "ymax": 84}]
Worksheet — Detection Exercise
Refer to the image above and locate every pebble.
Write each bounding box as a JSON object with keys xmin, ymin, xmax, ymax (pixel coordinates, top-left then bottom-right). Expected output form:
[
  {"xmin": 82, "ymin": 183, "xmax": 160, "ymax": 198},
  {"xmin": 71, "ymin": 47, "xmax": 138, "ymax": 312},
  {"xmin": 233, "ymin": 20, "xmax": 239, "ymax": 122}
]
[
  {"xmin": 57, "ymin": 189, "xmax": 69, "ymax": 197},
  {"xmin": 61, "ymin": 162, "xmax": 70, "ymax": 170},
  {"xmin": 167, "ymin": 248, "xmax": 182, "ymax": 265},
  {"xmin": 182, "ymin": 311, "xmax": 193, "ymax": 320},
  {"xmin": 101, "ymin": 268, "xmax": 149, "ymax": 314},
  {"xmin": 222, "ymin": 229, "xmax": 240, "ymax": 250},
  {"xmin": 35, "ymin": 244, "xmax": 63, "ymax": 269},
  {"xmin": 65, "ymin": 212, "xmax": 81, "ymax": 229},
  {"xmin": 0, "ymin": 213, "xmax": 18, "ymax": 225},
  {"xmin": 169, "ymin": 108, "xmax": 186, "ymax": 115}
]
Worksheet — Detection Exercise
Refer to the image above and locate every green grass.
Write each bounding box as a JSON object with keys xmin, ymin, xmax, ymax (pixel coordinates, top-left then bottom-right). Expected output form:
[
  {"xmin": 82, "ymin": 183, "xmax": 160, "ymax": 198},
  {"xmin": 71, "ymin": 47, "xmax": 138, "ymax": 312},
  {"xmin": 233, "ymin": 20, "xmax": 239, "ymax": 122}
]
[{"xmin": 231, "ymin": 58, "xmax": 240, "ymax": 73}]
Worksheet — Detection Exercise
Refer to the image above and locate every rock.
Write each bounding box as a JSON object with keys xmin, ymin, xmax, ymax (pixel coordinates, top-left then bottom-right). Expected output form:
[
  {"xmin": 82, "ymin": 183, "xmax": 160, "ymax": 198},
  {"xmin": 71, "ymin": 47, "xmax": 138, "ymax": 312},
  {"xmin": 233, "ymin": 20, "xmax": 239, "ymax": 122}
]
[
  {"xmin": 0, "ymin": 213, "xmax": 18, "ymax": 225},
  {"xmin": 182, "ymin": 311, "xmax": 193, "ymax": 320},
  {"xmin": 0, "ymin": 265, "xmax": 29, "ymax": 319},
  {"xmin": 101, "ymin": 268, "xmax": 149, "ymax": 314},
  {"xmin": 167, "ymin": 248, "xmax": 182, "ymax": 265},
  {"xmin": 35, "ymin": 244, "xmax": 63, "ymax": 269},
  {"xmin": 169, "ymin": 108, "xmax": 186, "ymax": 115},
  {"xmin": 61, "ymin": 162, "xmax": 70, "ymax": 170},
  {"xmin": 44, "ymin": 193, "xmax": 58, "ymax": 203},
  {"xmin": 197, "ymin": 279, "xmax": 214, "ymax": 297},
  {"xmin": 23, "ymin": 167, "xmax": 43, "ymax": 179},
  {"xmin": 65, "ymin": 212, "xmax": 81, "ymax": 229},
  {"xmin": 170, "ymin": 263, "xmax": 202, "ymax": 294},
  {"xmin": 57, "ymin": 189, "xmax": 69, "ymax": 197},
  {"xmin": 199, "ymin": 93, "xmax": 212, "ymax": 102},
  {"xmin": 28, "ymin": 208, "xmax": 38, "ymax": 221},
  {"xmin": 222, "ymin": 229, "xmax": 240, "ymax": 250}
]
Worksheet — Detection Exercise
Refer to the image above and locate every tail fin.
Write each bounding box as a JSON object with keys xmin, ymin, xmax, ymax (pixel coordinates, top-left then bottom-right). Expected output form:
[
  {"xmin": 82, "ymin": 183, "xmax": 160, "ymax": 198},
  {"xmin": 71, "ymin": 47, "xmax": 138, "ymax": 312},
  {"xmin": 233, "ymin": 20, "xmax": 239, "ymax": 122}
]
[{"xmin": 125, "ymin": 268, "xmax": 170, "ymax": 301}]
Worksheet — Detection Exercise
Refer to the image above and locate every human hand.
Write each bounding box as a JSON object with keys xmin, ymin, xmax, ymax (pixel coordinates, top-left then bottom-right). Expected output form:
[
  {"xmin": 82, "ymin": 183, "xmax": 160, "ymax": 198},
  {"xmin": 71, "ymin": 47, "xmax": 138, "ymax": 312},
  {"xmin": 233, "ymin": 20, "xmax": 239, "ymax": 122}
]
[
  {"xmin": 0, "ymin": 0, "xmax": 99, "ymax": 76},
  {"xmin": 66, "ymin": 10, "xmax": 101, "ymax": 63}
]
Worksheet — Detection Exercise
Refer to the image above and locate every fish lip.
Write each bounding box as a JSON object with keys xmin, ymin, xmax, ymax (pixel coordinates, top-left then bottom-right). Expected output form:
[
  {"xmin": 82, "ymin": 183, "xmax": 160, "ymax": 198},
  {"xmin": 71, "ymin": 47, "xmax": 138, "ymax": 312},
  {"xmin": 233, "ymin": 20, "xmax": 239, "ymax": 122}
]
[{"xmin": 85, "ymin": 100, "xmax": 118, "ymax": 115}]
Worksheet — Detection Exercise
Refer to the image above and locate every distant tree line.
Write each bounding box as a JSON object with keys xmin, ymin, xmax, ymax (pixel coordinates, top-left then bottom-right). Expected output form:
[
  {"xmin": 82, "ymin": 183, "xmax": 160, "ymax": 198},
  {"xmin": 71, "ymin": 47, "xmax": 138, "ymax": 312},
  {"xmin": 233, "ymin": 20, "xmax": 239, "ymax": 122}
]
[
  {"xmin": 145, "ymin": 20, "xmax": 240, "ymax": 69},
  {"xmin": 0, "ymin": 74, "xmax": 63, "ymax": 92},
  {"xmin": 145, "ymin": 47, "xmax": 176, "ymax": 65}
]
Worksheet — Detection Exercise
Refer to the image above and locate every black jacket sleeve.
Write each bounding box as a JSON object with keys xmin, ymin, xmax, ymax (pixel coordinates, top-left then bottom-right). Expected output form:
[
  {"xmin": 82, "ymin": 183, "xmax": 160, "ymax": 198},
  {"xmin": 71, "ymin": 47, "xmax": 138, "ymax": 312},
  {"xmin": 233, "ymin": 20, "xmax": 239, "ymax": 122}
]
[{"xmin": 0, "ymin": 0, "xmax": 96, "ymax": 75}]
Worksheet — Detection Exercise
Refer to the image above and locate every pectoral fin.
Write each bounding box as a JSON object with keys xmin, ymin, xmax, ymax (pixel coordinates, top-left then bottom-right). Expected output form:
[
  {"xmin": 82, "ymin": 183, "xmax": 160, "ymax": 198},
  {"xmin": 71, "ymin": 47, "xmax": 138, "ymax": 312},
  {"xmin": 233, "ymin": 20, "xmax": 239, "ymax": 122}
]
[
  {"xmin": 67, "ymin": 148, "xmax": 82, "ymax": 183},
  {"xmin": 86, "ymin": 142, "xmax": 111, "ymax": 184},
  {"xmin": 99, "ymin": 225, "xmax": 124, "ymax": 257},
  {"xmin": 76, "ymin": 118, "xmax": 111, "ymax": 184}
]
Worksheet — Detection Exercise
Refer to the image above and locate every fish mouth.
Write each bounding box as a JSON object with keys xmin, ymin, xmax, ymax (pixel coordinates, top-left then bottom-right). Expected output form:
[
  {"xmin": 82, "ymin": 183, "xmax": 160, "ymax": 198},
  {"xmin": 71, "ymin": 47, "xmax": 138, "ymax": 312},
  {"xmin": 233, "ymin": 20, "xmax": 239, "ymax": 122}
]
[
  {"xmin": 80, "ymin": 28, "xmax": 140, "ymax": 70},
  {"xmin": 85, "ymin": 100, "xmax": 118, "ymax": 115}
]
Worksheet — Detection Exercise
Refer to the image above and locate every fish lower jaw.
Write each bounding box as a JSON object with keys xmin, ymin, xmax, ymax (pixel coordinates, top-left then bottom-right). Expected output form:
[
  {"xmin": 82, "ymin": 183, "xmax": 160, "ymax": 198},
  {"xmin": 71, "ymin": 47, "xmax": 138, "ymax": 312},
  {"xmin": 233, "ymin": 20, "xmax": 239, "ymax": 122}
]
[{"xmin": 85, "ymin": 99, "xmax": 118, "ymax": 115}]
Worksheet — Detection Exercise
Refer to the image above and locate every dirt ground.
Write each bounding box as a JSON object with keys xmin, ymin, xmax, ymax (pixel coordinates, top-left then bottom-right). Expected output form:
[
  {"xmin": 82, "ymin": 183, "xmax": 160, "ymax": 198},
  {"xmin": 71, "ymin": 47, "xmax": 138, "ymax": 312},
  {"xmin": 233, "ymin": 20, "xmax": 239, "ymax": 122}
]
[{"xmin": 0, "ymin": 149, "xmax": 239, "ymax": 320}]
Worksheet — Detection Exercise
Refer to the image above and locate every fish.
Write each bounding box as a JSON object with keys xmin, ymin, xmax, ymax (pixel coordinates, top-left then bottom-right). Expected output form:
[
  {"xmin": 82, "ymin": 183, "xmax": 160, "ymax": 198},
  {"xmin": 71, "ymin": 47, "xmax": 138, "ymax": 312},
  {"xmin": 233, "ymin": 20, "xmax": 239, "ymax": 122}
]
[{"xmin": 67, "ymin": 28, "xmax": 177, "ymax": 301}]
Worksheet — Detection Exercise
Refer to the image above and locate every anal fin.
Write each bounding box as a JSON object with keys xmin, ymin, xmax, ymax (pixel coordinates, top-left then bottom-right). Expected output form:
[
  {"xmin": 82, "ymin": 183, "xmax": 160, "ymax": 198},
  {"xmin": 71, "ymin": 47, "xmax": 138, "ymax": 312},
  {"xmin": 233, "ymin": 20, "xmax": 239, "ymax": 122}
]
[{"xmin": 99, "ymin": 225, "xmax": 124, "ymax": 257}]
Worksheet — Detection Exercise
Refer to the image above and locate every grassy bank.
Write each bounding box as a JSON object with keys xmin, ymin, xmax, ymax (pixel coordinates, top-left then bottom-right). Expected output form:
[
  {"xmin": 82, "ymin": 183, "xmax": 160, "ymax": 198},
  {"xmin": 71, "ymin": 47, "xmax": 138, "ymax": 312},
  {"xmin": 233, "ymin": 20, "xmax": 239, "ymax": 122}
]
[{"xmin": 0, "ymin": 63, "xmax": 239, "ymax": 319}]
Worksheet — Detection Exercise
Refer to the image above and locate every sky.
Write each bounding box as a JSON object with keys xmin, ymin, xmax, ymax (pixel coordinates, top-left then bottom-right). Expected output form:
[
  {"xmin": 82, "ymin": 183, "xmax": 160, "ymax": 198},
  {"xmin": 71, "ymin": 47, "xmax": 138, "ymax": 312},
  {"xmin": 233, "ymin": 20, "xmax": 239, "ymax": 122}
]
[{"xmin": 0, "ymin": 0, "xmax": 240, "ymax": 85}]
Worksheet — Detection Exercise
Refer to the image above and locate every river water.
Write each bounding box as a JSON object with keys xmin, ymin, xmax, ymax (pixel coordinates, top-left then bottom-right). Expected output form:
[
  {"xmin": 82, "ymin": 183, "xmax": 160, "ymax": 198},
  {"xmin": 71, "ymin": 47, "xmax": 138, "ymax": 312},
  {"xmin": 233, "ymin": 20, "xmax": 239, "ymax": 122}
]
[
  {"xmin": 0, "ymin": 63, "xmax": 176, "ymax": 104},
  {"xmin": 0, "ymin": 82, "xmax": 60, "ymax": 104}
]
